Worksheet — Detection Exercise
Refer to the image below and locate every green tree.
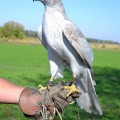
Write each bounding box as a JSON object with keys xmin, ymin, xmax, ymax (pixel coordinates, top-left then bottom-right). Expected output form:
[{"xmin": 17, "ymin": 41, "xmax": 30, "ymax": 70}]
[
  {"xmin": 0, "ymin": 27, "xmax": 3, "ymax": 38},
  {"xmin": 1, "ymin": 21, "xmax": 25, "ymax": 39}
]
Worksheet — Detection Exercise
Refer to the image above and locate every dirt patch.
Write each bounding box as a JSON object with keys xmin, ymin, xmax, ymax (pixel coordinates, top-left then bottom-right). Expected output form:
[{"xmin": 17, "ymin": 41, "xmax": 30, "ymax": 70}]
[
  {"xmin": 0, "ymin": 38, "xmax": 120, "ymax": 50},
  {"xmin": 90, "ymin": 43, "xmax": 120, "ymax": 50}
]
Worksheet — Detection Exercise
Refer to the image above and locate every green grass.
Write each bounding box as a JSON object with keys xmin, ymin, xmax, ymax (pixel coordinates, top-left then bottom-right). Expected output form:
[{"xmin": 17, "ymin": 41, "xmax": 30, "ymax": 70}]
[{"xmin": 0, "ymin": 43, "xmax": 120, "ymax": 120}]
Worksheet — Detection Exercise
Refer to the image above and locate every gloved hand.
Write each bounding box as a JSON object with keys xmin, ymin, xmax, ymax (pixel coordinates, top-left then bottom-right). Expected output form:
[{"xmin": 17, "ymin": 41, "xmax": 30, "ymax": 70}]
[{"xmin": 19, "ymin": 81, "xmax": 80, "ymax": 119}]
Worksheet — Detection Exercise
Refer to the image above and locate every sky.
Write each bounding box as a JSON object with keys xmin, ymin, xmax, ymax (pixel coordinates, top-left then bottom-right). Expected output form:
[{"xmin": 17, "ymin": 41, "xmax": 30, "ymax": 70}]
[{"xmin": 0, "ymin": 0, "xmax": 120, "ymax": 43}]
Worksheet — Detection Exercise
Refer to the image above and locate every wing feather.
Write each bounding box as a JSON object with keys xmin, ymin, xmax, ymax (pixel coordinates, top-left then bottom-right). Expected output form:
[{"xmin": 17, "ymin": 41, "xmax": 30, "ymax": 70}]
[
  {"xmin": 38, "ymin": 25, "xmax": 47, "ymax": 49},
  {"xmin": 62, "ymin": 20, "xmax": 94, "ymax": 67}
]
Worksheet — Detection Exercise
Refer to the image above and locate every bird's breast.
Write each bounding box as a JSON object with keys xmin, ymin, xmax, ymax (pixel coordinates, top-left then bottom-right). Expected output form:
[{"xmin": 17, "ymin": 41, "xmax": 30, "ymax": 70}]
[
  {"xmin": 43, "ymin": 14, "xmax": 64, "ymax": 54},
  {"xmin": 42, "ymin": 12, "xmax": 76, "ymax": 62}
]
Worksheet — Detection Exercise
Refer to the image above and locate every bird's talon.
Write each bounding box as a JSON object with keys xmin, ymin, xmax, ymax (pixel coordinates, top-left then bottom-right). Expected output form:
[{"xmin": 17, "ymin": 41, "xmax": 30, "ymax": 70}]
[
  {"xmin": 69, "ymin": 101, "xmax": 75, "ymax": 105},
  {"xmin": 64, "ymin": 84, "xmax": 80, "ymax": 97},
  {"xmin": 38, "ymin": 84, "xmax": 47, "ymax": 91}
]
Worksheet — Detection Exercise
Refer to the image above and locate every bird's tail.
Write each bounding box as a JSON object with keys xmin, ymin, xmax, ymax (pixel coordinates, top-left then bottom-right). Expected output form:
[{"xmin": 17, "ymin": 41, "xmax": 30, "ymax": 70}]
[{"xmin": 76, "ymin": 68, "xmax": 102, "ymax": 115}]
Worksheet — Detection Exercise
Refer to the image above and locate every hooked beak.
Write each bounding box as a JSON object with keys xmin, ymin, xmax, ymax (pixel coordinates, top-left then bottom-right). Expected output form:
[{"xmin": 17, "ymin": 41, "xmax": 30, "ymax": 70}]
[
  {"xmin": 33, "ymin": 0, "xmax": 39, "ymax": 2},
  {"xmin": 33, "ymin": 0, "xmax": 44, "ymax": 4}
]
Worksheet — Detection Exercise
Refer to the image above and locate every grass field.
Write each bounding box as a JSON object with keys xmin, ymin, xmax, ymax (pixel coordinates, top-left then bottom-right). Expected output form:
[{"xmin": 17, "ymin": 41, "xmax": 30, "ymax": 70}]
[{"xmin": 0, "ymin": 43, "xmax": 120, "ymax": 120}]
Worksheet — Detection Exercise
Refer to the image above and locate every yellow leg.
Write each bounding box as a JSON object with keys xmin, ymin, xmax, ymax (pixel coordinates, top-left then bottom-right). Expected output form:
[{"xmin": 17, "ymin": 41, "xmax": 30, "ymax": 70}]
[
  {"xmin": 64, "ymin": 84, "xmax": 80, "ymax": 97},
  {"xmin": 38, "ymin": 84, "xmax": 47, "ymax": 91},
  {"xmin": 50, "ymin": 76, "xmax": 54, "ymax": 81},
  {"xmin": 39, "ymin": 76, "xmax": 54, "ymax": 91}
]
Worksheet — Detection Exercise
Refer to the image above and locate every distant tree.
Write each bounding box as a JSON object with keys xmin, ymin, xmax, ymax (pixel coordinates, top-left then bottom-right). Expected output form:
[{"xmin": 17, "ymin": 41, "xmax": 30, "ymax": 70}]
[
  {"xmin": 1, "ymin": 21, "xmax": 25, "ymax": 39},
  {"xmin": 25, "ymin": 30, "xmax": 37, "ymax": 37},
  {"xmin": 0, "ymin": 27, "xmax": 3, "ymax": 38},
  {"xmin": 87, "ymin": 38, "xmax": 119, "ymax": 44}
]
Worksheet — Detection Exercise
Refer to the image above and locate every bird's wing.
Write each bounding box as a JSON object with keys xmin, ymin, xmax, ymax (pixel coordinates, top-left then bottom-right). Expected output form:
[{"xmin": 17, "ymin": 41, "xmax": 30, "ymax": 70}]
[
  {"xmin": 61, "ymin": 20, "xmax": 94, "ymax": 67},
  {"xmin": 38, "ymin": 25, "xmax": 47, "ymax": 49},
  {"xmin": 61, "ymin": 21, "xmax": 102, "ymax": 114}
]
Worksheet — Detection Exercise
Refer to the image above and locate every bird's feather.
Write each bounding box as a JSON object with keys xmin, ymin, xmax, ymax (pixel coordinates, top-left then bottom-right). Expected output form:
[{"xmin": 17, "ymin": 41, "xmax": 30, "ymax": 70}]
[
  {"xmin": 76, "ymin": 69, "xmax": 102, "ymax": 115},
  {"xmin": 62, "ymin": 20, "xmax": 94, "ymax": 68},
  {"xmin": 38, "ymin": 25, "xmax": 48, "ymax": 49}
]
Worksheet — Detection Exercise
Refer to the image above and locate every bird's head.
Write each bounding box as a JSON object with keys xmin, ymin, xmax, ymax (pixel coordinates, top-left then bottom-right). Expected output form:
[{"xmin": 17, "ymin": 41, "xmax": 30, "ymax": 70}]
[{"xmin": 33, "ymin": 0, "xmax": 62, "ymax": 7}]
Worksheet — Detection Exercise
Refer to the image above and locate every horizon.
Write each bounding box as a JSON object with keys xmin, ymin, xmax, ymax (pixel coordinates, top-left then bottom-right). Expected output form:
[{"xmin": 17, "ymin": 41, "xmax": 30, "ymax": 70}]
[{"xmin": 0, "ymin": 0, "xmax": 120, "ymax": 43}]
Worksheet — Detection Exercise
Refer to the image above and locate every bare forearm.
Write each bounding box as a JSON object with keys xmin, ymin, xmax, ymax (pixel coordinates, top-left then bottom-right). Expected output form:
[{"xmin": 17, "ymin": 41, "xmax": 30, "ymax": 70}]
[{"xmin": 0, "ymin": 78, "xmax": 24, "ymax": 104}]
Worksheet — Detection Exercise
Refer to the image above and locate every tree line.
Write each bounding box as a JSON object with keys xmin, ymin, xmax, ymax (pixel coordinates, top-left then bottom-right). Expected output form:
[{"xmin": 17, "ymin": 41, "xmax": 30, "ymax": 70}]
[
  {"xmin": 0, "ymin": 21, "xmax": 37, "ymax": 40},
  {"xmin": 87, "ymin": 38, "xmax": 119, "ymax": 44},
  {"xmin": 0, "ymin": 21, "xmax": 118, "ymax": 44}
]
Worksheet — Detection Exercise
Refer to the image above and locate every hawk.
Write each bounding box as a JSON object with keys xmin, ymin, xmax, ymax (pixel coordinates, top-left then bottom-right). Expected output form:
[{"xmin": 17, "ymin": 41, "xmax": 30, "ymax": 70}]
[{"xmin": 33, "ymin": 0, "xmax": 102, "ymax": 115}]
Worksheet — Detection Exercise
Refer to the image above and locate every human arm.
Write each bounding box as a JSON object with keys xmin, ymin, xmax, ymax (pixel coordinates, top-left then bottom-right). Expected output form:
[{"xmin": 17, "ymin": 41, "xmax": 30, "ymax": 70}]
[
  {"xmin": 0, "ymin": 78, "xmax": 24, "ymax": 104},
  {"xmin": 0, "ymin": 78, "xmax": 80, "ymax": 119}
]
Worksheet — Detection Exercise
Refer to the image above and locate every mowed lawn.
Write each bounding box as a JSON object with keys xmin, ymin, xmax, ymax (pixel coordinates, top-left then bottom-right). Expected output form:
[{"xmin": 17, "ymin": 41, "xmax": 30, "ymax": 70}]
[{"xmin": 0, "ymin": 43, "xmax": 120, "ymax": 120}]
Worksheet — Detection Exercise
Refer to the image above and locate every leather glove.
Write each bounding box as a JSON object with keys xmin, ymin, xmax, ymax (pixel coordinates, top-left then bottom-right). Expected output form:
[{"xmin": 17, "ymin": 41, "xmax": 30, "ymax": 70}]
[
  {"xmin": 42, "ymin": 82, "xmax": 80, "ymax": 113},
  {"xmin": 19, "ymin": 81, "xmax": 80, "ymax": 119}
]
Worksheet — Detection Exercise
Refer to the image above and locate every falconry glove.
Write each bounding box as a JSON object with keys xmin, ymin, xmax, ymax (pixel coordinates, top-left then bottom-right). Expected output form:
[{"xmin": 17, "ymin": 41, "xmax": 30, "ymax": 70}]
[{"xmin": 19, "ymin": 81, "xmax": 80, "ymax": 119}]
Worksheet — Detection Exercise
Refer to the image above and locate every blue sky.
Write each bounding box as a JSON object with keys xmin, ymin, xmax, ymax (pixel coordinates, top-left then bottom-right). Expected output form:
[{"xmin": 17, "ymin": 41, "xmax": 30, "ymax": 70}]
[{"xmin": 0, "ymin": 0, "xmax": 120, "ymax": 43}]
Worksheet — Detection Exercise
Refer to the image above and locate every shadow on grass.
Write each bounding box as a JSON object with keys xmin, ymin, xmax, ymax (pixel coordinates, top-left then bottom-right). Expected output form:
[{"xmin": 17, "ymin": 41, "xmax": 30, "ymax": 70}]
[
  {"xmin": 62, "ymin": 66, "xmax": 120, "ymax": 120},
  {"xmin": 94, "ymin": 66, "xmax": 120, "ymax": 99}
]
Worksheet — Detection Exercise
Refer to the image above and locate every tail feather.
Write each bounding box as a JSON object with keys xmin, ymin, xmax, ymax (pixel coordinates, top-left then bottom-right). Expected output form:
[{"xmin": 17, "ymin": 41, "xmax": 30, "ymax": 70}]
[
  {"xmin": 54, "ymin": 68, "xmax": 63, "ymax": 79},
  {"xmin": 76, "ymin": 69, "xmax": 102, "ymax": 115}
]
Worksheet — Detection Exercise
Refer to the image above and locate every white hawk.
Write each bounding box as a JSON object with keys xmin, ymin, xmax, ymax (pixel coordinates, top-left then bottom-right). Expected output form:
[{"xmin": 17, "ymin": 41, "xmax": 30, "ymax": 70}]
[{"xmin": 34, "ymin": 0, "xmax": 102, "ymax": 115}]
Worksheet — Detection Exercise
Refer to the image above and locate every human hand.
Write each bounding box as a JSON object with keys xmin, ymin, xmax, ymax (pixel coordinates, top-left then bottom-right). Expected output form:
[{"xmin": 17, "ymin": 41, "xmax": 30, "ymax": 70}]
[{"xmin": 19, "ymin": 81, "xmax": 80, "ymax": 119}]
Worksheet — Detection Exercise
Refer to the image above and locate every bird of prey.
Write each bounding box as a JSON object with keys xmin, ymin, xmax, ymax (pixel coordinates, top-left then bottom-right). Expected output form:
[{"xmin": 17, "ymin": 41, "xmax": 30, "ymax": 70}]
[{"xmin": 33, "ymin": 0, "xmax": 102, "ymax": 115}]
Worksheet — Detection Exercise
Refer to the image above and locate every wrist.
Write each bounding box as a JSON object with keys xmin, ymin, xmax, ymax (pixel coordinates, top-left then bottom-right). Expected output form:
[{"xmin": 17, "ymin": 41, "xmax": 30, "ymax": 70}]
[
  {"xmin": 19, "ymin": 87, "xmax": 44, "ymax": 116},
  {"xmin": 0, "ymin": 78, "xmax": 24, "ymax": 104}
]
